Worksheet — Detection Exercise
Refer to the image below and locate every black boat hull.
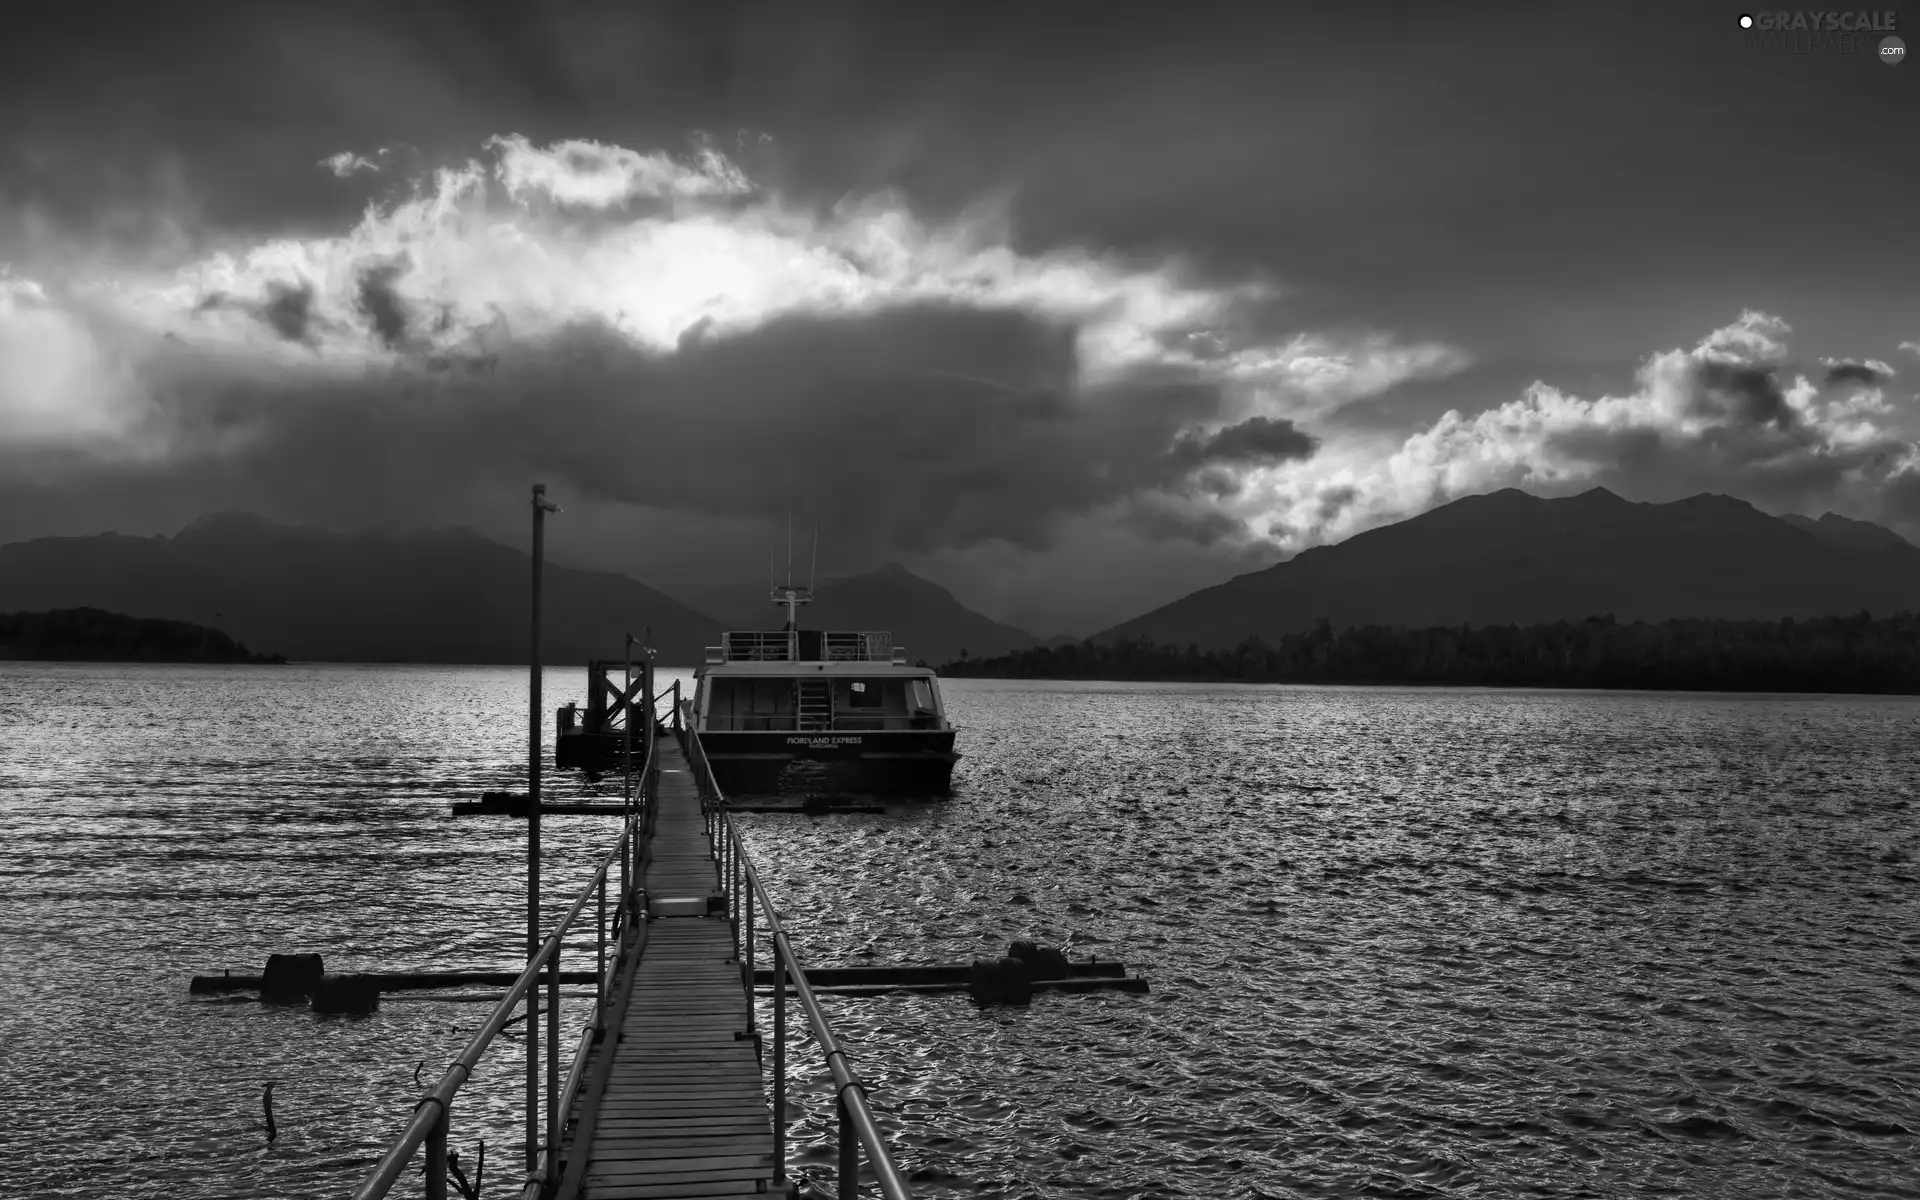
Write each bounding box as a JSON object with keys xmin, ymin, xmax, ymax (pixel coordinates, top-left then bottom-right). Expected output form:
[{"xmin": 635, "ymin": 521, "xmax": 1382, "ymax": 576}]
[
  {"xmin": 556, "ymin": 726, "xmax": 958, "ymax": 795},
  {"xmin": 702, "ymin": 729, "xmax": 958, "ymax": 796}
]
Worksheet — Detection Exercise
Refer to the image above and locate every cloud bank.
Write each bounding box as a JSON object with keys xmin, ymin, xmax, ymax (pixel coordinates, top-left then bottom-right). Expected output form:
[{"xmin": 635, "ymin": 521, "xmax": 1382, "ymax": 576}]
[
  {"xmin": 1237, "ymin": 310, "xmax": 1919, "ymax": 549},
  {"xmin": 0, "ymin": 134, "xmax": 1456, "ymax": 564}
]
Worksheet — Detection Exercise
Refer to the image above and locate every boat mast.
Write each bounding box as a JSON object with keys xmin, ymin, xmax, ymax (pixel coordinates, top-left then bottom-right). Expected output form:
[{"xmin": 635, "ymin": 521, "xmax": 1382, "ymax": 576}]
[{"xmin": 771, "ymin": 509, "xmax": 813, "ymax": 632}]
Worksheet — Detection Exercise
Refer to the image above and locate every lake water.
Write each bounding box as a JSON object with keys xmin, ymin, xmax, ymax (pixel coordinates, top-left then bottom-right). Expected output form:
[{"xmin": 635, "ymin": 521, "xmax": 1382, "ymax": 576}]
[{"xmin": 1, "ymin": 665, "xmax": 1916, "ymax": 1199}]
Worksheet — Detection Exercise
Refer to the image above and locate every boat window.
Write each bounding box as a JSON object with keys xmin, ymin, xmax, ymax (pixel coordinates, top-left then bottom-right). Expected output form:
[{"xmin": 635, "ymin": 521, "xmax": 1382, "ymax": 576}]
[
  {"xmin": 847, "ymin": 680, "xmax": 881, "ymax": 708},
  {"xmin": 910, "ymin": 679, "xmax": 934, "ymax": 712},
  {"xmin": 708, "ymin": 678, "xmax": 797, "ymax": 730}
]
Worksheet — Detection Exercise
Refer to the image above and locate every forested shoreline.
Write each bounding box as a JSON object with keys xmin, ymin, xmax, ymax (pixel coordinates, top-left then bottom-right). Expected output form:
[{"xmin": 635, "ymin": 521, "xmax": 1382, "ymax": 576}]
[
  {"xmin": 0, "ymin": 608, "xmax": 285, "ymax": 663},
  {"xmin": 938, "ymin": 613, "xmax": 1920, "ymax": 694}
]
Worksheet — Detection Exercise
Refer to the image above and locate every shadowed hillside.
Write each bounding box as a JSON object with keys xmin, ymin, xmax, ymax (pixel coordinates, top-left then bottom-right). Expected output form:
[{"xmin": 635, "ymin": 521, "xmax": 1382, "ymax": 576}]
[
  {"xmin": 1096, "ymin": 488, "xmax": 1920, "ymax": 650},
  {"xmin": 0, "ymin": 514, "xmax": 723, "ymax": 665}
]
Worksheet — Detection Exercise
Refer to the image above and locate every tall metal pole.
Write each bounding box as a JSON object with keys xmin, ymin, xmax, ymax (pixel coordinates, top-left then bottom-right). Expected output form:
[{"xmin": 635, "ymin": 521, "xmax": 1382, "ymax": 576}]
[
  {"xmin": 643, "ymin": 625, "xmax": 656, "ymax": 789},
  {"xmin": 623, "ymin": 632, "xmax": 635, "ymax": 917},
  {"xmin": 526, "ymin": 482, "xmax": 557, "ymax": 1177}
]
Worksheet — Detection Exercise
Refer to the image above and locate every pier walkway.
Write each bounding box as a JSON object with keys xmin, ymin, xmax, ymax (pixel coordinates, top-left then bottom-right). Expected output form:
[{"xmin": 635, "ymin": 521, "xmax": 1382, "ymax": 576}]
[
  {"xmin": 353, "ymin": 703, "xmax": 912, "ymax": 1200},
  {"xmin": 555, "ymin": 740, "xmax": 775, "ymax": 1199}
]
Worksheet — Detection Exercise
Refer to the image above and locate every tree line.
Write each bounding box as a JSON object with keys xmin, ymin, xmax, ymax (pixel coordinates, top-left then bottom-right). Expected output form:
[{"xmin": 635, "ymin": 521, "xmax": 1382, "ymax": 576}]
[
  {"xmin": 0, "ymin": 608, "xmax": 285, "ymax": 663},
  {"xmin": 939, "ymin": 613, "xmax": 1920, "ymax": 693}
]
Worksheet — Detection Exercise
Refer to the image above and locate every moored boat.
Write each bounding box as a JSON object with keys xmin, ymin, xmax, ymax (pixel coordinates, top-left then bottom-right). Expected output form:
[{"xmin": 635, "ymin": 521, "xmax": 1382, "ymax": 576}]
[{"xmin": 689, "ymin": 581, "xmax": 959, "ymax": 795}]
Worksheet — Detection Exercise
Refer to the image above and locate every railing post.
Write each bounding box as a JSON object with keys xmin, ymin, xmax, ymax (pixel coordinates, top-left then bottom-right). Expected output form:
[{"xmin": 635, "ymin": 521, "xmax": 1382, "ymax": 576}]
[
  {"xmin": 744, "ymin": 863, "xmax": 754, "ymax": 997},
  {"xmin": 773, "ymin": 953, "xmax": 786, "ymax": 1186},
  {"xmin": 627, "ymin": 801, "xmax": 639, "ymax": 927},
  {"xmin": 596, "ymin": 872, "xmax": 607, "ymax": 1014},
  {"xmin": 837, "ymin": 1092, "xmax": 858, "ymax": 1200},
  {"xmin": 425, "ymin": 1098, "xmax": 449, "ymax": 1200},
  {"xmin": 546, "ymin": 939, "xmax": 560, "ymax": 1188}
]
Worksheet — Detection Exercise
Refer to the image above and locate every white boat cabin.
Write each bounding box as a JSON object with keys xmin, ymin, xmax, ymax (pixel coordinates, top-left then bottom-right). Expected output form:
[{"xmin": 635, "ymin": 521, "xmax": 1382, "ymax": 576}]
[{"xmin": 695, "ymin": 628, "xmax": 950, "ymax": 733}]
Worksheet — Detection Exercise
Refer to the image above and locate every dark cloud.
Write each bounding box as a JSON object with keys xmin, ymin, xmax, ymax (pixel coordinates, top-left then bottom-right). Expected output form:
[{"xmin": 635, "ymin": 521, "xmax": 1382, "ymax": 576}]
[
  {"xmin": 1167, "ymin": 415, "xmax": 1318, "ymax": 470},
  {"xmin": 262, "ymin": 281, "xmax": 316, "ymax": 343},
  {"xmin": 8, "ymin": 303, "xmax": 1249, "ymax": 570},
  {"xmin": 1121, "ymin": 497, "xmax": 1246, "ymax": 547},
  {"xmin": 1194, "ymin": 468, "xmax": 1241, "ymax": 499},
  {"xmin": 355, "ymin": 262, "xmax": 411, "ymax": 348},
  {"xmin": 1824, "ymin": 360, "xmax": 1888, "ymax": 388},
  {"xmin": 1316, "ymin": 485, "xmax": 1358, "ymax": 524},
  {"xmin": 1691, "ymin": 360, "xmax": 1792, "ymax": 429}
]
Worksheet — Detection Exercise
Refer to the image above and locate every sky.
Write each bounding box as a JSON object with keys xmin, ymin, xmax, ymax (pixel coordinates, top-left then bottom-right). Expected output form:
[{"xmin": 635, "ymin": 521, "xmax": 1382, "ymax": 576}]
[{"xmin": 1, "ymin": 1, "xmax": 1915, "ymax": 636}]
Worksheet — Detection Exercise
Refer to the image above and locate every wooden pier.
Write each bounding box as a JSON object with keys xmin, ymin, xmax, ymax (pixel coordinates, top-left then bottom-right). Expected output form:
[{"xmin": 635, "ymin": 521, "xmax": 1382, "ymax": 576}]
[
  {"xmin": 350, "ymin": 488, "xmax": 939, "ymax": 1200},
  {"xmin": 553, "ymin": 740, "xmax": 777, "ymax": 1199},
  {"xmin": 356, "ymin": 689, "xmax": 913, "ymax": 1200}
]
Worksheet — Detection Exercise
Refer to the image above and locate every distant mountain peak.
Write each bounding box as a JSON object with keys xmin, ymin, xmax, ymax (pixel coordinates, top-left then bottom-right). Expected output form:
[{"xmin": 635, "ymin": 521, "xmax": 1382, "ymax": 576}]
[
  {"xmin": 1571, "ymin": 485, "xmax": 1627, "ymax": 504},
  {"xmin": 1673, "ymin": 492, "xmax": 1756, "ymax": 511},
  {"xmin": 1781, "ymin": 511, "xmax": 1913, "ymax": 552}
]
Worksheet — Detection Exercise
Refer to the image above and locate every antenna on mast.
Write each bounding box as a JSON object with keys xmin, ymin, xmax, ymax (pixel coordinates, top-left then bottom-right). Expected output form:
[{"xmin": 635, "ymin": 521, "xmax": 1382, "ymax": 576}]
[{"xmin": 769, "ymin": 505, "xmax": 813, "ymax": 632}]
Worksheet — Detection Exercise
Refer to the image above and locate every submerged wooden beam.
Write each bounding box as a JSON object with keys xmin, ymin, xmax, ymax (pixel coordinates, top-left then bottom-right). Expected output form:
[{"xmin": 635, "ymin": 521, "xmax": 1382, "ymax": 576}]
[
  {"xmin": 451, "ymin": 797, "xmax": 886, "ymax": 816},
  {"xmin": 189, "ymin": 969, "xmax": 600, "ymax": 994},
  {"xmin": 450, "ymin": 795, "xmax": 630, "ymax": 816},
  {"xmin": 722, "ymin": 800, "xmax": 886, "ymax": 814},
  {"xmin": 759, "ymin": 976, "xmax": 1150, "ymax": 998},
  {"xmin": 748, "ymin": 959, "xmax": 1127, "ymax": 987},
  {"xmin": 195, "ymin": 958, "xmax": 1138, "ymax": 994}
]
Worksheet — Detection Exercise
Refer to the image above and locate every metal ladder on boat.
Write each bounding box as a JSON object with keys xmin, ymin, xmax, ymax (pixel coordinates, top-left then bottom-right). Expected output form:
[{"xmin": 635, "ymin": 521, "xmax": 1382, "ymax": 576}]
[{"xmin": 796, "ymin": 680, "xmax": 832, "ymax": 731}]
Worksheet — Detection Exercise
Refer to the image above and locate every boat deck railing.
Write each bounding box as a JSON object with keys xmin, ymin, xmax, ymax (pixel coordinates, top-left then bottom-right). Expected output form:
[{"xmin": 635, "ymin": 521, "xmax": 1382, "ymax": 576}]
[
  {"xmin": 711, "ymin": 630, "xmax": 903, "ymax": 664},
  {"xmin": 701, "ymin": 713, "xmax": 936, "ymax": 732}
]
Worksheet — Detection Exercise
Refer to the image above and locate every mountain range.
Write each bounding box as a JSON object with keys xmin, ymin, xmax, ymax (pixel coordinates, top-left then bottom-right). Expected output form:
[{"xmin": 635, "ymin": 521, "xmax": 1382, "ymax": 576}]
[
  {"xmin": 0, "ymin": 514, "xmax": 1044, "ymax": 665},
  {"xmin": 0, "ymin": 513, "xmax": 721, "ymax": 664},
  {"xmin": 4, "ymin": 489, "xmax": 1916, "ymax": 665},
  {"xmin": 1094, "ymin": 487, "xmax": 1920, "ymax": 650}
]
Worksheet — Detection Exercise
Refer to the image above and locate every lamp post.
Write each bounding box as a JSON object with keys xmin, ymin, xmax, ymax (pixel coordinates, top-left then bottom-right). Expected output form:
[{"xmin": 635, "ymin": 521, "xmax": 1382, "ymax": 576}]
[{"xmin": 526, "ymin": 483, "xmax": 558, "ymax": 1179}]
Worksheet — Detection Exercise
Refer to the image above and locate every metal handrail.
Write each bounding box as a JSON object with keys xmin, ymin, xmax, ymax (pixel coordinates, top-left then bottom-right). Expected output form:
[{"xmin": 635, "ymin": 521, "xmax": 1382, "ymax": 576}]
[
  {"xmin": 823, "ymin": 631, "xmax": 893, "ymax": 661},
  {"xmin": 721, "ymin": 630, "xmax": 799, "ymax": 661},
  {"xmin": 651, "ymin": 680, "xmax": 681, "ymax": 724},
  {"xmin": 713, "ymin": 631, "xmax": 899, "ymax": 663},
  {"xmin": 352, "ymin": 732, "xmax": 656, "ymax": 1200},
  {"xmin": 677, "ymin": 721, "xmax": 915, "ymax": 1200}
]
